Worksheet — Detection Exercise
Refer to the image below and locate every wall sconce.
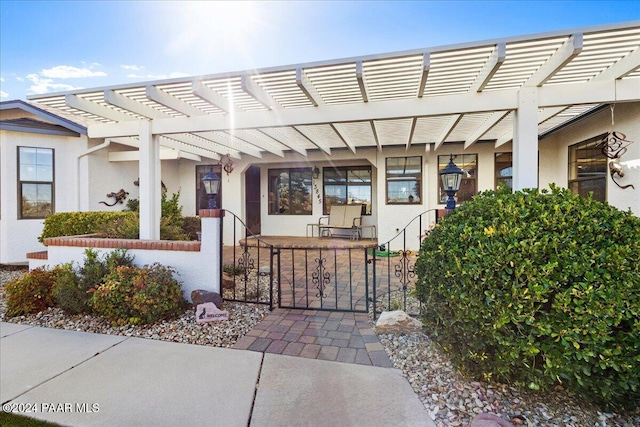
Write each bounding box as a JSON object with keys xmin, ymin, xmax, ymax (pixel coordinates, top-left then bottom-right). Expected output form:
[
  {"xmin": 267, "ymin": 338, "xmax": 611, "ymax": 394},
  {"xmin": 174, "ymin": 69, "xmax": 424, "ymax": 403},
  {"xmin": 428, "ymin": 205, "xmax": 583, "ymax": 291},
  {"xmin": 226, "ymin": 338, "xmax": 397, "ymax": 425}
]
[{"xmin": 312, "ymin": 166, "xmax": 320, "ymax": 180}]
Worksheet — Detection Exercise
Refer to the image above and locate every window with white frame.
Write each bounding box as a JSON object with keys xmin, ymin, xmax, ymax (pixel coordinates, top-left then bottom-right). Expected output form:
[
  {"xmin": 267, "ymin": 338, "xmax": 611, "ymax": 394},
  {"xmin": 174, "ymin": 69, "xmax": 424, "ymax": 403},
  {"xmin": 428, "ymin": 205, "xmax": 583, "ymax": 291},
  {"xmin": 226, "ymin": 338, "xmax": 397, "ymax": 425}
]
[
  {"xmin": 495, "ymin": 152, "xmax": 513, "ymax": 189},
  {"xmin": 323, "ymin": 166, "xmax": 372, "ymax": 215},
  {"xmin": 568, "ymin": 135, "xmax": 607, "ymax": 202},
  {"xmin": 18, "ymin": 146, "xmax": 54, "ymax": 219},
  {"xmin": 268, "ymin": 168, "xmax": 313, "ymax": 215},
  {"xmin": 386, "ymin": 156, "xmax": 421, "ymax": 204}
]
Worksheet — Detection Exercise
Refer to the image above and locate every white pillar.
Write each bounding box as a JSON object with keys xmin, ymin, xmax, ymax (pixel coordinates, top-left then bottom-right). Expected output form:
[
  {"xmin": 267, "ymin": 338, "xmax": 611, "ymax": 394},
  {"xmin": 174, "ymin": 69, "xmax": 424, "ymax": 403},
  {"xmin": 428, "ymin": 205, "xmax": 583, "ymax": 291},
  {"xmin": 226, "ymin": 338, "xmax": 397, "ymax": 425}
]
[
  {"xmin": 139, "ymin": 120, "xmax": 161, "ymax": 240},
  {"xmin": 513, "ymin": 87, "xmax": 539, "ymax": 190},
  {"xmin": 199, "ymin": 209, "xmax": 223, "ymax": 293}
]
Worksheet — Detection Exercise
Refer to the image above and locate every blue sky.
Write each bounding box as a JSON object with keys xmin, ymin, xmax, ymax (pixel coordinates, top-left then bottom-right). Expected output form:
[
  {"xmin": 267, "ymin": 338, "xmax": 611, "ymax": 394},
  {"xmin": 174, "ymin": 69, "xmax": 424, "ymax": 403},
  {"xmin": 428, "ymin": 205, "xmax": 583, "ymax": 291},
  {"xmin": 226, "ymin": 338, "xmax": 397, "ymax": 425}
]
[{"xmin": 1, "ymin": 1, "xmax": 638, "ymax": 100}]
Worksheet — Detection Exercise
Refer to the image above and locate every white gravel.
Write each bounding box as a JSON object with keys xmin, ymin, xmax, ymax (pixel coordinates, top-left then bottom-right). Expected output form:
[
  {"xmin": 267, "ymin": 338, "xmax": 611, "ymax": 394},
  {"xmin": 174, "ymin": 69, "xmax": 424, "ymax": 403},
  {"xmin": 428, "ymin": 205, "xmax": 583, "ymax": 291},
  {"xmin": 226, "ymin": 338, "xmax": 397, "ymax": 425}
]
[{"xmin": 2, "ymin": 267, "xmax": 638, "ymax": 426}]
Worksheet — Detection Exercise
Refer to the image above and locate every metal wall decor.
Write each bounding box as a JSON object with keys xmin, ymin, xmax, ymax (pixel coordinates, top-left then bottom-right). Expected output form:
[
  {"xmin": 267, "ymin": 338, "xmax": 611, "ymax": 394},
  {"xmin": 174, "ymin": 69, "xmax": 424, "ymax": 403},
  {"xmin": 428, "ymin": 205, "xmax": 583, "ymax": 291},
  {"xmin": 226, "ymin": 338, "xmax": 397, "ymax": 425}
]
[
  {"xmin": 596, "ymin": 105, "xmax": 635, "ymax": 190},
  {"xmin": 99, "ymin": 189, "xmax": 129, "ymax": 206}
]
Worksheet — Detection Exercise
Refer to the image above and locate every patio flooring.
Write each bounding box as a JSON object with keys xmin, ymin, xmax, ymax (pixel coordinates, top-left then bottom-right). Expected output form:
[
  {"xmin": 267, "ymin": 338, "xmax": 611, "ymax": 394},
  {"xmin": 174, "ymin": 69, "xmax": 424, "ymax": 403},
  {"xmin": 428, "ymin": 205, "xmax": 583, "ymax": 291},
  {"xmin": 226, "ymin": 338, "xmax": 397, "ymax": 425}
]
[
  {"xmin": 232, "ymin": 308, "xmax": 393, "ymax": 367},
  {"xmin": 226, "ymin": 236, "xmax": 418, "ymax": 367}
]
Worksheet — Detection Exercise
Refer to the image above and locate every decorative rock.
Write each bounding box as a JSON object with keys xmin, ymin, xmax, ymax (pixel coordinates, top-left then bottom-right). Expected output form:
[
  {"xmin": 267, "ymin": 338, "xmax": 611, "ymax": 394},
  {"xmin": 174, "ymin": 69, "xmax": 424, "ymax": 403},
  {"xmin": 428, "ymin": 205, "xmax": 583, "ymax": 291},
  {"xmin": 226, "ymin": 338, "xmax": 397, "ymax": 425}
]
[
  {"xmin": 190, "ymin": 289, "xmax": 223, "ymax": 308},
  {"xmin": 258, "ymin": 266, "xmax": 271, "ymax": 276},
  {"xmin": 374, "ymin": 310, "xmax": 423, "ymax": 334},
  {"xmin": 470, "ymin": 413, "xmax": 514, "ymax": 427}
]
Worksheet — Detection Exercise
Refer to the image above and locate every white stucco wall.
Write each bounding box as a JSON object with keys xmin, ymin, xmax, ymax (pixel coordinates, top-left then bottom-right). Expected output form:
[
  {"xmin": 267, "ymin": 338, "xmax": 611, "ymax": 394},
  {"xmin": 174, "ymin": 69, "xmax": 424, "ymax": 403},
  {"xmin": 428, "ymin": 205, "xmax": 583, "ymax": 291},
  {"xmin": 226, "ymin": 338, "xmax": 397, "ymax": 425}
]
[{"xmin": 0, "ymin": 130, "xmax": 88, "ymax": 264}]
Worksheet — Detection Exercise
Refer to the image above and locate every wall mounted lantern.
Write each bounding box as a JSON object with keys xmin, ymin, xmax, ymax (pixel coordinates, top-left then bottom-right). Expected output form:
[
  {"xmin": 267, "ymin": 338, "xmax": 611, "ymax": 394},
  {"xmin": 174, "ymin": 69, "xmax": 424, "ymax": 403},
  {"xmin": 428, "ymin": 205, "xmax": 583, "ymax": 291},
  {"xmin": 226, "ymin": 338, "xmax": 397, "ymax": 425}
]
[
  {"xmin": 201, "ymin": 169, "xmax": 221, "ymax": 209},
  {"xmin": 440, "ymin": 154, "xmax": 463, "ymax": 209},
  {"xmin": 312, "ymin": 166, "xmax": 320, "ymax": 180}
]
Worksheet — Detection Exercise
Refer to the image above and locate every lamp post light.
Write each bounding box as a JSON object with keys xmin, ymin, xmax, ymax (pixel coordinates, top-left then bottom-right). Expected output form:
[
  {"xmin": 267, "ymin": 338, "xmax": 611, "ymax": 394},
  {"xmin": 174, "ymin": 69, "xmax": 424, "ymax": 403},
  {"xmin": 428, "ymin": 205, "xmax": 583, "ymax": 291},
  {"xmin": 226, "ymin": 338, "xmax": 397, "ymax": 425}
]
[
  {"xmin": 439, "ymin": 154, "xmax": 463, "ymax": 210},
  {"xmin": 201, "ymin": 169, "xmax": 221, "ymax": 209}
]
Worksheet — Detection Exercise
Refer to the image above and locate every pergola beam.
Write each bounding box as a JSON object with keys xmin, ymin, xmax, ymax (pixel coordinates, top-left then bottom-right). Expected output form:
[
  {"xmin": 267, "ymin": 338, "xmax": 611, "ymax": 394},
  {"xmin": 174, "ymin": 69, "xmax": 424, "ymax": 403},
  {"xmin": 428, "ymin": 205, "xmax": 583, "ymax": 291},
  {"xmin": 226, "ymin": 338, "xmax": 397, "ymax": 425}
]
[
  {"xmin": 109, "ymin": 148, "xmax": 202, "ymax": 162},
  {"xmin": 66, "ymin": 94, "xmax": 133, "ymax": 122},
  {"xmin": 296, "ymin": 68, "xmax": 323, "ymax": 106},
  {"xmin": 258, "ymin": 128, "xmax": 308, "ymax": 156},
  {"xmin": 330, "ymin": 123, "xmax": 357, "ymax": 154},
  {"xmin": 525, "ymin": 33, "xmax": 583, "ymax": 87},
  {"xmin": 417, "ymin": 52, "xmax": 430, "ymax": 98},
  {"xmin": 470, "ymin": 43, "xmax": 506, "ymax": 92},
  {"xmin": 591, "ymin": 46, "xmax": 640, "ymax": 81},
  {"xmin": 356, "ymin": 61, "xmax": 369, "ymax": 102},
  {"xmin": 241, "ymin": 74, "xmax": 277, "ymax": 110},
  {"xmin": 434, "ymin": 114, "xmax": 462, "ymax": 151},
  {"xmin": 293, "ymin": 126, "xmax": 332, "ymax": 155},
  {"xmin": 192, "ymin": 131, "xmax": 258, "ymax": 158},
  {"xmin": 105, "ymin": 90, "xmax": 169, "ymax": 119},
  {"xmin": 86, "ymin": 79, "xmax": 639, "ymax": 139},
  {"xmin": 224, "ymin": 131, "xmax": 285, "ymax": 157},
  {"xmin": 495, "ymin": 107, "xmax": 566, "ymax": 147},
  {"xmin": 370, "ymin": 121, "xmax": 381, "ymax": 152},
  {"xmin": 464, "ymin": 111, "xmax": 510, "ymax": 149},
  {"xmin": 192, "ymin": 79, "xmax": 233, "ymax": 113},
  {"xmin": 146, "ymin": 85, "xmax": 205, "ymax": 117}
]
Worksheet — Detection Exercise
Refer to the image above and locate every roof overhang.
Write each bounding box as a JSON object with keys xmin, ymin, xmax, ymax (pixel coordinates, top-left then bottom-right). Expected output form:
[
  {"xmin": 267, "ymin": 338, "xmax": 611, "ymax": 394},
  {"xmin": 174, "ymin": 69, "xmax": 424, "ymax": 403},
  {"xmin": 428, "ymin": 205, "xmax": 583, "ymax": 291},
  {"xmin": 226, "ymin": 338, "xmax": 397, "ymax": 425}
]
[{"xmin": 27, "ymin": 21, "xmax": 640, "ymax": 159}]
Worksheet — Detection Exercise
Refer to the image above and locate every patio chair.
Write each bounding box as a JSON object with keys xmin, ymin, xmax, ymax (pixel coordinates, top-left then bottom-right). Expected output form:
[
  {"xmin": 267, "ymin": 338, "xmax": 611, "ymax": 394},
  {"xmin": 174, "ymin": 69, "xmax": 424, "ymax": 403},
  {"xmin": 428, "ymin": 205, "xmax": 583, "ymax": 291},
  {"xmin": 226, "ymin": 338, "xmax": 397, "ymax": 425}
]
[{"xmin": 318, "ymin": 204, "xmax": 363, "ymax": 240}]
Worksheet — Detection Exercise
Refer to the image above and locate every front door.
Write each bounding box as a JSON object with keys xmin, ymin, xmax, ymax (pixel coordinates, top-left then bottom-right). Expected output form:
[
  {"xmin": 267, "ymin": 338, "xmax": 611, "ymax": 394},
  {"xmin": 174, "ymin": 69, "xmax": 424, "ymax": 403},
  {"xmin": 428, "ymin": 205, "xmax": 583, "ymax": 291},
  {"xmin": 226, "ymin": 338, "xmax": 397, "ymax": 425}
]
[{"xmin": 245, "ymin": 165, "xmax": 261, "ymax": 235}]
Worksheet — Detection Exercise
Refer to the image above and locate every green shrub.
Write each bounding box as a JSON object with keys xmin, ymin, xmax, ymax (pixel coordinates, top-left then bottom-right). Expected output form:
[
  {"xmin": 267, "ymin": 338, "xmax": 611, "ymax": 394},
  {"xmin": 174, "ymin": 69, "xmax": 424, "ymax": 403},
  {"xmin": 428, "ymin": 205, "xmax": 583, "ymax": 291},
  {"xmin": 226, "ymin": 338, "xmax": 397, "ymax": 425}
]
[
  {"xmin": 4, "ymin": 267, "xmax": 58, "ymax": 316},
  {"xmin": 181, "ymin": 216, "xmax": 201, "ymax": 240},
  {"xmin": 414, "ymin": 185, "xmax": 640, "ymax": 410},
  {"xmin": 53, "ymin": 249, "xmax": 135, "ymax": 315},
  {"xmin": 91, "ymin": 263, "xmax": 186, "ymax": 325},
  {"xmin": 39, "ymin": 211, "xmax": 135, "ymax": 242}
]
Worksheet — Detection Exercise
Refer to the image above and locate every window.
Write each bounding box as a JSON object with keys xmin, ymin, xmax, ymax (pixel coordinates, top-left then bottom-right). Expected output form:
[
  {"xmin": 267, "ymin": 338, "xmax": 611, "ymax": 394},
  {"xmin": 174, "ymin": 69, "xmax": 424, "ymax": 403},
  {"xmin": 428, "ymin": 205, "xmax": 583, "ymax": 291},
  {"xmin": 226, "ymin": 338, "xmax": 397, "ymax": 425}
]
[
  {"xmin": 495, "ymin": 152, "xmax": 513, "ymax": 189},
  {"xmin": 438, "ymin": 154, "xmax": 477, "ymax": 204},
  {"xmin": 568, "ymin": 135, "xmax": 607, "ymax": 202},
  {"xmin": 268, "ymin": 168, "xmax": 312, "ymax": 215},
  {"xmin": 386, "ymin": 156, "xmax": 422, "ymax": 204},
  {"xmin": 18, "ymin": 147, "xmax": 54, "ymax": 218},
  {"xmin": 323, "ymin": 166, "xmax": 372, "ymax": 215},
  {"xmin": 195, "ymin": 165, "xmax": 223, "ymax": 212}
]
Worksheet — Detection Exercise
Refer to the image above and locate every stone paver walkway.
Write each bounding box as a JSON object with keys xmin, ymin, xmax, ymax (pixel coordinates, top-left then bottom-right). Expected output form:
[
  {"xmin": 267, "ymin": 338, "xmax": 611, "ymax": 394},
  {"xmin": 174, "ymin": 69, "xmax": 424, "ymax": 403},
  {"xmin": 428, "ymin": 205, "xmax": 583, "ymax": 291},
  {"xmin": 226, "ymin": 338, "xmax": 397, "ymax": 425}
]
[{"xmin": 233, "ymin": 308, "xmax": 393, "ymax": 367}]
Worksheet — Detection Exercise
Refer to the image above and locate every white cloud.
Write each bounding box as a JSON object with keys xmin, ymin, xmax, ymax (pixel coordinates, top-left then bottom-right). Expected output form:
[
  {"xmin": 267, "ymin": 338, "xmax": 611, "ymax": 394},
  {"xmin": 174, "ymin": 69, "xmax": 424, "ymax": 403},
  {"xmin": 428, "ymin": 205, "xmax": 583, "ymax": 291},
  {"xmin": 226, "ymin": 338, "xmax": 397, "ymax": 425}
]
[
  {"xmin": 1, "ymin": 90, "xmax": 8, "ymax": 98},
  {"xmin": 126, "ymin": 72, "xmax": 190, "ymax": 80},
  {"xmin": 121, "ymin": 64, "xmax": 145, "ymax": 71},
  {"xmin": 0, "ymin": 77, "xmax": 4, "ymax": 82},
  {"xmin": 41, "ymin": 65, "xmax": 107, "ymax": 79},
  {"xmin": 26, "ymin": 74, "xmax": 81, "ymax": 95}
]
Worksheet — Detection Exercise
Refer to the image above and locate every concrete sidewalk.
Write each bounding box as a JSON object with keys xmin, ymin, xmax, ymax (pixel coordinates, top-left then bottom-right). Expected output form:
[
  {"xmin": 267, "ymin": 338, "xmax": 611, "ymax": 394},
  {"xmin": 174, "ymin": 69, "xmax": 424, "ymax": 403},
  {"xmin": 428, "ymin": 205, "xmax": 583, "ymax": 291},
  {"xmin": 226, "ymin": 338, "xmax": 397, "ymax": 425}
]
[{"xmin": 1, "ymin": 322, "xmax": 435, "ymax": 427}]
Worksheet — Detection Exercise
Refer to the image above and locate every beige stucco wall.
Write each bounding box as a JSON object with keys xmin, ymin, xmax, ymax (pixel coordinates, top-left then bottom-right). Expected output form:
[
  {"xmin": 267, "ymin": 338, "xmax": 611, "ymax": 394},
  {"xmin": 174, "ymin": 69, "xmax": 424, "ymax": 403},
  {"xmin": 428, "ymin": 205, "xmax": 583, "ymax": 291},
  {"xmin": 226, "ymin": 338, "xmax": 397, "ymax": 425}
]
[{"xmin": 539, "ymin": 103, "xmax": 639, "ymax": 215}]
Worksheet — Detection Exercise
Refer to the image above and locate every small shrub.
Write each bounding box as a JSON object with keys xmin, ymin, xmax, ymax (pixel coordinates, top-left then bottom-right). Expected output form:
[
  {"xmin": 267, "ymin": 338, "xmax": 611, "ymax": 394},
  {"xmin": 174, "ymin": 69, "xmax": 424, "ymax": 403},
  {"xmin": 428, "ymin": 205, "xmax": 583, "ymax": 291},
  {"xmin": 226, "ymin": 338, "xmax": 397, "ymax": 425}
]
[
  {"xmin": 415, "ymin": 185, "xmax": 640, "ymax": 410},
  {"xmin": 223, "ymin": 263, "xmax": 245, "ymax": 276},
  {"xmin": 5, "ymin": 267, "xmax": 58, "ymax": 316},
  {"xmin": 52, "ymin": 263, "xmax": 86, "ymax": 314},
  {"xmin": 91, "ymin": 263, "xmax": 186, "ymax": 325},
  {"xmin": 53, "ymin": 249, "xmax": 134, "ymax": 315},
  {"xmin": 181, "ymin": 216, "xmax": 201, "ymax": 240}
]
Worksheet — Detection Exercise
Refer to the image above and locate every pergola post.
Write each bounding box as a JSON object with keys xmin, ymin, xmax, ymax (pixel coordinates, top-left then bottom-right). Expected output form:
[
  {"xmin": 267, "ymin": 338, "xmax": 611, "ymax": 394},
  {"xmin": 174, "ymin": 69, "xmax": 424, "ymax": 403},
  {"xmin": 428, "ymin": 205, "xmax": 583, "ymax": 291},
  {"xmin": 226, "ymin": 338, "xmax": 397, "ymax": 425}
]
[
  {"xmin": 513, "ymin": 87, "xmax": 539, "ymax": 190},
  {"xmin": 138, "ymin": 119, "xmax": 161, "ymax": 240}
]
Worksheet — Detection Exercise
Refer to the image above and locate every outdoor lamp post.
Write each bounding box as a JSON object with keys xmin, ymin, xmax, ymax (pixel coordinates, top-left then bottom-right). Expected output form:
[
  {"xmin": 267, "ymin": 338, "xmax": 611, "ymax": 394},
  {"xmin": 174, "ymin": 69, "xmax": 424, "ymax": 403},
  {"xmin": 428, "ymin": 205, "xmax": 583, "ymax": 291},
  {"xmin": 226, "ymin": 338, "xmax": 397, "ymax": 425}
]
[
  {"xmin": 440, "ymin": 154, "xmax": 463, "ymax": 210},
  {"xmin": 201, "ymin": 169, "xmax": 221, "ymax": 209}
]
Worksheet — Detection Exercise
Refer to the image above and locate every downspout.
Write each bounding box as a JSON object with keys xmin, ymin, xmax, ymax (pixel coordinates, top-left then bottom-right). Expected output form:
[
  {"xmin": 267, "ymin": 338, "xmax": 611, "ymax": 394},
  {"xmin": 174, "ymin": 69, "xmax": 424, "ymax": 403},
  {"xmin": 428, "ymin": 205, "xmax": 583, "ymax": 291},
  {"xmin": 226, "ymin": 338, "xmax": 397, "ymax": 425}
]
[{"xmin": 76, "ymin": 139, "xmax": 112, "ymax": 211}]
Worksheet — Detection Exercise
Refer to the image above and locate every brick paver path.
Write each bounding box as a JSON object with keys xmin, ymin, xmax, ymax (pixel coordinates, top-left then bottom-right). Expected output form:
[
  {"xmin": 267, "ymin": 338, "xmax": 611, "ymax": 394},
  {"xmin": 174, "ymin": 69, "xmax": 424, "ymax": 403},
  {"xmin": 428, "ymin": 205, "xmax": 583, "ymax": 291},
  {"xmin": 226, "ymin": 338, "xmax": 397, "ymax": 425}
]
[{"xmin": 233, "ymin": 308, "xmax": 393, "ymax": 367}]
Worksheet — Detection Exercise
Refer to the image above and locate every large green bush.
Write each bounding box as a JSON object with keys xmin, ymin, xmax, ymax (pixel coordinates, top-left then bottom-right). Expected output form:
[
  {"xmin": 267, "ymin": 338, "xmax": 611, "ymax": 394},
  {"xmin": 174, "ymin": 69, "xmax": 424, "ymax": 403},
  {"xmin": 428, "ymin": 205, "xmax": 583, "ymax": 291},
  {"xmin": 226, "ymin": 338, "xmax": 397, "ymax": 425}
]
[
  {"xmin": 39, "ymin": 211, "xmax": 135, "ymax": 242},
  {"xmin": 91, "ymin": 263, "xmax": 187, "ymax": 325},
  {"xmin": 415, "ymin": 185, "xmax": 640, "ymax": 410}
]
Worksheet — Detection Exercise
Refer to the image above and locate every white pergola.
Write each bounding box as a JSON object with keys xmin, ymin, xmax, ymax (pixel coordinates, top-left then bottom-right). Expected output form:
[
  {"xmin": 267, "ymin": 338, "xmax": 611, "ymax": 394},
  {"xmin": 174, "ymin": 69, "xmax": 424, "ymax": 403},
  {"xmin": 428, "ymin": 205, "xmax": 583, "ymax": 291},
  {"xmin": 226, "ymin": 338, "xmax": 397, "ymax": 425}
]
[{"xmin": 30, "ymin": 21, "xmax": 640, "ymax": 239}]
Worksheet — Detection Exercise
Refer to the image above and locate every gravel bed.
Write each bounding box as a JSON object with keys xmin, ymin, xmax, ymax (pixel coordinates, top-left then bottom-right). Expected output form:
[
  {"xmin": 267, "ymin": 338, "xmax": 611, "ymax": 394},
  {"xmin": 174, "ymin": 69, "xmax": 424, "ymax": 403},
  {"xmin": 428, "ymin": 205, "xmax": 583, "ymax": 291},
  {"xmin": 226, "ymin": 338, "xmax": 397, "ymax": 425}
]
[{"xmin": 2, "ymin": 267, "xmax": 639, "ymax": 426}]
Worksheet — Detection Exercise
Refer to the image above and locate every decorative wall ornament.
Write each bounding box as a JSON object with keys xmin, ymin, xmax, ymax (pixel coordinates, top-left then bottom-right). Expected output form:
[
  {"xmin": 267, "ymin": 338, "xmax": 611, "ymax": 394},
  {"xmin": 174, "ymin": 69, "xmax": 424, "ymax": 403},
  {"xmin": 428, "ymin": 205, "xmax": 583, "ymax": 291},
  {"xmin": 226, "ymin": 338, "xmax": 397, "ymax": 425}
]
[
  {"xmin": 596, "ymin": 105, "xmax": 636, "ymax": 190},
  {"xmin": 219, "ymin": 154, "xmax": 234, "ymax": 176},
  {"xmin": 99, "ymin": 189, "xmax": 129, "ymax": 206}
]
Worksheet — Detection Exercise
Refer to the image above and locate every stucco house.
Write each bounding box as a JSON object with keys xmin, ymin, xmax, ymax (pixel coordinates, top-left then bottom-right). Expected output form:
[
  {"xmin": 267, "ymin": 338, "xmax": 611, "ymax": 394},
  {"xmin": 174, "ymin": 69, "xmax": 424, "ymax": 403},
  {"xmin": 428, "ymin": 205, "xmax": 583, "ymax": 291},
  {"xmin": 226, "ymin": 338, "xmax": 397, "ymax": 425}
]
[{"xmin": 1, "ymin": 21, "xmax": 639, "ymax": 265}]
